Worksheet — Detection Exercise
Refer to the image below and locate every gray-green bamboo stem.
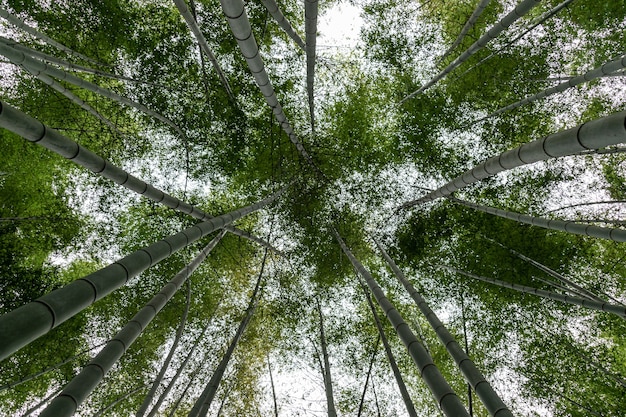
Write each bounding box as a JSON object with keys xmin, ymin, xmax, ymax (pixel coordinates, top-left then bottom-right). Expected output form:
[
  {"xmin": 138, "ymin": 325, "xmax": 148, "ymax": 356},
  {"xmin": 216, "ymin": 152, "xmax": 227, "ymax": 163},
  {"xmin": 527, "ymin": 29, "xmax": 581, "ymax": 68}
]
[
  {"xmin": 440, "ymin": 0, "xmax": 491, "ymax": 61},
  {"xmin": 357, "ymin": 335, "xmax": 380, "ymax": 417},
  {"xmin": 475, "ymin": 54, "xmax": 626, "ymax": 123},
  {"xmin": 447, "ymin": 267, "xmax": 626, "ymax": 319},
  {"xmin": 455, "ymin": 0, "xmax": 575, "ymax": 81},
  {"xmin": 375, "ymin": 240, "xmax": 512, "ymax": 417},
  {"xmin": 402, "ymin": 111, "xmax": 626, "ymax": 208},
  {"xmin": 450, "ymin": 196, "xmax": 626, "ymax": 243},
  {"xmin": 361, "ymin": 284, "xmax": 418, "ymax": 417},
  {"xmin": 317, "ymin": 299, "xmax": 337, "ymax": 417},
  {"xmin": 22, "ymin": 386, "xmax": 63, "ymax": 417},
  {"xmin": 38, "ymin": 231, "xmax": 226, "ymax": 417},
  {"xmin": 0, "ymin": 99, "xmax": 281, "ymax": 253},
  {"xmin": 305, "ymin": 0, "xmax": 318, "ymax": 135},
  {"xmin": 267, "ymin": 355, "xmax": 279, "ymax": 417},
  {"xmin": 0, "ymin": 7, "xmax": 108, "ymax": 67},
  {"xmin": 545, "ymin": 200, "xmax": 626, "ymax": 214},
  {"xmin": 136, "ymin": 280, "xmax": 193, "ymax": 417},
  {"xmin": 173, "ymin": 0, "xmax": 236, "ymax": 104},
  {"xmin": 400, "ymin": 0, "xmax": 541, "ymax": 103},
  {"xmin": 218, "ymin": 0, "xmax": 323, "ymax": 177},
  {"xmin": 189, "ymin": 249, "xmax": 267, "ymax": 417},
  {"xmin": 0, "ymin": 187, "xmax": 281, "ymax": 361},
  {"xmin": 259, "ymin": 0, "xmax": 306, "ymax": 50},
  {"xmin": 332, "ymin": 229, "xmax": 469, "ymax": 417}
]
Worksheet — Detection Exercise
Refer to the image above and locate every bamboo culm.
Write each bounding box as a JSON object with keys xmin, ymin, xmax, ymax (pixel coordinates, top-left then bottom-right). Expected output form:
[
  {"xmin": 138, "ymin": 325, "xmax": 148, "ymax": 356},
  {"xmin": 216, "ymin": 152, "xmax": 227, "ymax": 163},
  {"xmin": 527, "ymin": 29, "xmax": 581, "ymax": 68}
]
[
  {"xmin": 400, "ymin": 0, "xmax": 542, "ymax": 103},
  {"xmin": 439, "ymin": 0, "xmax": 491, "ymax": 62},
  {"xmin": 38, "ymin": 231, "xmax": 226, "ymax": 417},
  {"xmin": 402, "ymin": 111, "xmax": 626, "ymax": 208},
  {"xmin": 188, "ymin": 249, "xmax": 267, "ymax": 417},
  {"xmin": 218, "ymin": 0, "xmax": 323, "ymax": 177},
  {"xmin": 93, "ymin": 384, "xmax": 153, "ymax": 417},
  {"xmin": 0, "ymin": 99, "xmax": 282, "ymax": 253},
  {"xmin": 259, "ymin": 0, "xmax": 306, "ymax": 50},
  {"xmin": 375, "ymin": 239, "xmax": 513, "ymax": 417},
  {"xmin": 450, "ymin": 197, "xmax": 626, "ymax": 243},
  {"xmin": 333, "ymin": 229, "xmax": 470, "ymax": 417},
  {"xmin": 305, "ymin": 0, "xmax": 318, "ymax": 135},
  {"xmin": 0, "ymin": 187, "xmax": 281, "ymax": 361},
  {"xmin": 361, "ymin": 283, "xmax": 419, "ymax": 417},
  {"xmin": 448, "ymin": 267, "xmax": 626, "ymax": 319},
  {"xmin": 317, "ymin": 299, "xmax": 338, "ymax": 417}
]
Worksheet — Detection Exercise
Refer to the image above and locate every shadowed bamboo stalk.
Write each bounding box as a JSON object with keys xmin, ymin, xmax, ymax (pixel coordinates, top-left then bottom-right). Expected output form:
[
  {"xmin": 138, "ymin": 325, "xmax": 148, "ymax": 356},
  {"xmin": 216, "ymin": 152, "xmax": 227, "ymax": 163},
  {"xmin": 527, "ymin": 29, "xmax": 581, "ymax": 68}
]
[
  {"xmin": 0, "ymin": 188, "xmax": 282, "ymax": 361},
  {"xmin": 260, "ymin": 0, "xmax": 306, "ymax": 50},
  {"xmin": 189, "ymin": 249, "xmax": 267, "ymax": 417},
  {"xmin": 439, "ymin": 0, "xmax": 491, "ymax": 62},
  {"xmin": 317, "ymin": 298, "xmax": 338, "ymax": 417},
  {"xmin": 38, "ymin": 231, "xmax": 227, "ymax": 417},
  {"xmin": 0, "ymin": 7, "xmax": 109, "ymax": 67},
  {"xmin": 305, "ymin": 0, "xmax": 318, "ymax": 135},
  {"xmin": 333, "ymin": 229, "xmax": 470, "ymax": 417},
  {"xmin": 218, "ymin": 0, "xmax": 323, "ymax": 177},
  {"xmin": 93, "ymin": 384, "xmax": 153, "ymax": 417},
  {"xmin": 173, "ymin": 0, "xmax": 237, "ymax": 104},
  {"xmin": 400, "ymin": 0, "xmax": 541, "ymax": 103},
  {"xmin": 401, "ymin": 111, "xmax": 626, "ymax": 208},
  {"xmin": 447, "ymin": 267, "xmax": 626, "ymax": 319},
  {"xmin": 357, "ymin": 335, "xmax": 380, "ymax": 417},
  {"xmin": 0, "ymin": 99, "xmax": 281, "ymax": 253},
  {"xmin": 450, "ymin": 197, "xmax": 626, "ymax": 243},
  {"xmin": 360, "ymin": 283, "xmax": 418, "ymax": 417},
  {"xmin": 474, "ymin": 54, "xmax": 626, "ymax": 123},
  {"xmin": 374, "ymin": 239, "xmax": 513, "ymax": 417}
]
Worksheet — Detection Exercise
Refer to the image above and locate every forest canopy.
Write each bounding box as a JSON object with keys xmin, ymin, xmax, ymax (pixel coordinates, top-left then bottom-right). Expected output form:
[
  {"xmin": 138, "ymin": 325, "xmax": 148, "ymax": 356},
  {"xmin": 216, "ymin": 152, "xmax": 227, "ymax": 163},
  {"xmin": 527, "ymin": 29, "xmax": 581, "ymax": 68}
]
[{"xmin": 0, "ymin": 0, "xmax": 625, "ymax": 416}]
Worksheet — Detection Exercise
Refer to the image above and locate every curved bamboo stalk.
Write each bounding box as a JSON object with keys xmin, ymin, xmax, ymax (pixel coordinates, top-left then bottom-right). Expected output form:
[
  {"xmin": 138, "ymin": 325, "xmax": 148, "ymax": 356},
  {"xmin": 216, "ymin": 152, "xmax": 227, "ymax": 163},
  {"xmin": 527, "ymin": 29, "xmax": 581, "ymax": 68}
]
[
  {"xmin": 259, "ymin": 0, "xmax": 306, "ymax": 50},
  {"xmin": 135, "ymin": 281, "xmax": 192, "ymax": 417},
  {"xmin": 440, "ymin": 0, "xmax": 491, "ymax": 62},
  {"xmin": 218, "ymin": 0, "xmax": 323, "ymax": 177},
  {"xmin": 0, "ymin": 99, "xmax": 282, "ymax": 253},
  {"xmin": 475, "ymin": 54, "xmax": 626, "ymax": 123},
  {"xmin": 447, "ymin": 267, "xmax": 626, "ymax": 319},
  {"xmin": 38, "ymin": 232, "xmax": 226, "ymax": 417},
  {"xmin": 455, "ymin": 0, "xmax": 576, "ymax": 81},
  {"xmin": 333, "ymin": 230, "xmax": 470, "ymax": 417},
  {"xmin": 400, "ymin": 0, "xmax": 542, "ymax": 103},
  {"xmin": 0, "ymin": 187, "xmax": 282, "ymax": 361},
  {"xmin": 173, "ymin": 0, "xmax": 237, "ymax": 104},
  {"xmin": 361, "ymin": 284, "xmax": 418, "ymax": 417},
  {"xmin": 401, "ymin": 111, "xmax": 626, "ymax": 208},
  {"xmin": 450, "ymin": 196, "xmax": 626, "ymax": 243},
  {"xmin": 375, "ymin": 240, "xmax": 512, "ymax": 417},
  {"xmin": 316, "ymin": 298, "xmax": 337, "ymax": 417},
  {"xmin": 189, "ymin": 249, "xmax": 267, "ymax": 417},
  {"xmin": 305, "ymin": 0, "xmax": 318, "ymax": 135},
  {"xmin": 0, "ymin": 7, "xmax": 109, "ymax": 68}
]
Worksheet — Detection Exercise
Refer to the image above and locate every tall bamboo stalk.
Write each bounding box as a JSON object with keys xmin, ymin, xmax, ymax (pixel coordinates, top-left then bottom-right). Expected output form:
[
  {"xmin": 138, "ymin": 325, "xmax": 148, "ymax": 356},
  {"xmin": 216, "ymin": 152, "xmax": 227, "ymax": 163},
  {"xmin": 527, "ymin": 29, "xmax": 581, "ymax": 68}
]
[
  {"xmin": 402, "ymin": 111, "xmax": 626, "ymax": 208},
  {"xmin": 317, "ymin": 299, "xmax": 338, "ymax": 417},
  {"xmin": 0, "ymin": 188, "xmax": 281, "ymax": 361},
  {"xmin": 375, "ymin": 239, "xmax": 513, "ymax": 417},
  {"xmin": 260, "ymin": 0, "xmax": 306, "ymax": 50},
  {"xmin": 305, "ymin": 0, "xmax": 318, "ymax": 135},
  {"xmin": 38, "ymin": 232, "xmax": 226, "ymax": 417},
  {"xmin": 440, "ymin": 0, "xmax": 491, "ymax": 62},
  {"xmin": 333, "ymin": 230, "xmax": 470, "ymax": 417}
]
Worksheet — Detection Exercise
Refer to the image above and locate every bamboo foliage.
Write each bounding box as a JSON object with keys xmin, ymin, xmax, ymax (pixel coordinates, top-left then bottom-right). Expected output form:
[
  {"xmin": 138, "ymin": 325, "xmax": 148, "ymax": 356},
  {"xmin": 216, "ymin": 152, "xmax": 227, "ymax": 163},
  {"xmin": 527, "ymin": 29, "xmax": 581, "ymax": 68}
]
[
  {"xmin": 37, "ymin": 231, "xmax": 226, "ymax": 417},
  {"xmin": 400, "ymin": 0, "xmax": 542, "ymax": 103},
  {"xmin": 218, "ymin": 0, "xmax": 323, "ymax": 176},
  {"xmin": 402, "ymin": 111, "xmax": 626, "ymax": 208},
  {"xmin": 0, "ymin": 190, "xmax": 282, "ymax": 361},
  {"xmin": 439, "ymin": 0, "xmax": 491, "ymax": 62},
  {"xmin": 332, "ymin": 229, "xmax": 470, "ymax": 417},
  {"xmin": 305, "ymin": 0, "xmax": 318, "ymax": 135},
  {"xmin": 0, "ymin": 99, "xmax": 280, "ymax": 253},
  {"xmin": 448, "ymin": 267, "xmax": 626, "ymax": 319},
  {"xmin": 260, "ymin": 0, "xmax": 306, "ymax": 50},
  {"xmin": 374, "ymin": 239, "xmax": 513, "ymax": 417},
  {"xmin": 450, "ymin": 196, "xmax": 626, "ymax": 243},
  {"xmin": 173, "ymin": 0, "xmax": 237, "ymax": 104}
]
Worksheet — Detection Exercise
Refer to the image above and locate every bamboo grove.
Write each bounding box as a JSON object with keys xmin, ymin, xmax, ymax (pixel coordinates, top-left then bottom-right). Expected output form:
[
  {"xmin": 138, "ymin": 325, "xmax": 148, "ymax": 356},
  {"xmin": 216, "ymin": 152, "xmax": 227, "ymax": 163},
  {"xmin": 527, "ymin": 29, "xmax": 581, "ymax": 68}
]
[{"xmin": 0, "ymin": 0, "xmax": 625, "ymax": 416}]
